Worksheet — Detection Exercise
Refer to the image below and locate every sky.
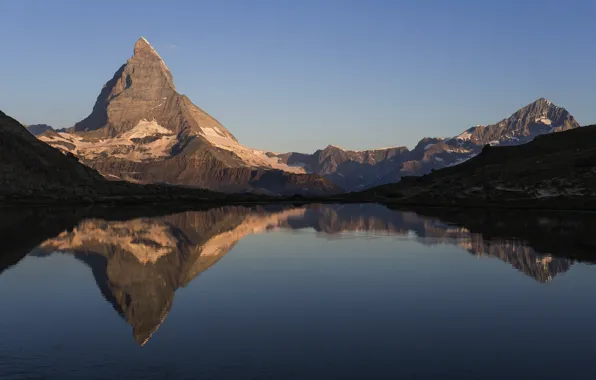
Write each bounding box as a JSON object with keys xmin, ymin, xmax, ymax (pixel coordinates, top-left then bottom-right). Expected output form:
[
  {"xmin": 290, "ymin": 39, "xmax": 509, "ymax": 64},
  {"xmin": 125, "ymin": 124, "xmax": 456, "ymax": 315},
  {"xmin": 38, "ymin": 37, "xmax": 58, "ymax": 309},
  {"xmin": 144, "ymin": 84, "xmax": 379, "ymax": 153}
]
[{"xmin": 1, "ymin": 0, "xmax": 595, "ymax": 153}]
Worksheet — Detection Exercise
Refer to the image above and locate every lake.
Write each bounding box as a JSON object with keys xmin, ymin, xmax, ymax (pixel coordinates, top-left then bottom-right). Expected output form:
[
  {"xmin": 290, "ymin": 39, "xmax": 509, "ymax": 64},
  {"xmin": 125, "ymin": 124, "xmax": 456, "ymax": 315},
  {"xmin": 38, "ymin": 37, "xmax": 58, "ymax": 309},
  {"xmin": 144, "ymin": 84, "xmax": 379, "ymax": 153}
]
[{"xmin": 1, "ymin": 204, "xmax": 596, "ymax": 379}]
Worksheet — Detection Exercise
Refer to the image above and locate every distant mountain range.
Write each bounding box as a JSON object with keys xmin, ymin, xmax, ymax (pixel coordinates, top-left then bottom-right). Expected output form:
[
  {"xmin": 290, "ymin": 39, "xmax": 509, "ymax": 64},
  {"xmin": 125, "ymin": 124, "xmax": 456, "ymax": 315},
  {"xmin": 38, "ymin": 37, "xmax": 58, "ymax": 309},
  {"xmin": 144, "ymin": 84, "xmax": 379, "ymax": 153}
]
[
  {"xmin": 270, "ymin": 98, "xmax": 579, "ymax": 190},
  {"xmin": 32, "ymin": 37, "xmax": 580, "ymax": 194},
  {"xmin": 0, "ymin": 36, "xmax": 588, "ymax": 201}
]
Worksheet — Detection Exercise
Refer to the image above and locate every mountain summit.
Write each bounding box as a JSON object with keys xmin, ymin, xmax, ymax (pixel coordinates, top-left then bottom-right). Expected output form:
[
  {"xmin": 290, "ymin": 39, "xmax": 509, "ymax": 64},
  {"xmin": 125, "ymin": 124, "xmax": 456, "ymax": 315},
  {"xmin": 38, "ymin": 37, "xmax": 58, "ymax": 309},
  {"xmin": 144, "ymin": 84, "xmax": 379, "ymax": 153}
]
[
  {"xmin": 71, "ymin": 37, "xmax": 232, "ymax": 139},
  {"xmin": 134, "ymin": 37, "xmax": 166, "ymax": 60},
  {"xmin": 451, "ymin": 97, "xmax": 578, "ymax": 146},
  {"xmin": 39, "ymin": 38, "xmax": 339, "ymax": 195}
]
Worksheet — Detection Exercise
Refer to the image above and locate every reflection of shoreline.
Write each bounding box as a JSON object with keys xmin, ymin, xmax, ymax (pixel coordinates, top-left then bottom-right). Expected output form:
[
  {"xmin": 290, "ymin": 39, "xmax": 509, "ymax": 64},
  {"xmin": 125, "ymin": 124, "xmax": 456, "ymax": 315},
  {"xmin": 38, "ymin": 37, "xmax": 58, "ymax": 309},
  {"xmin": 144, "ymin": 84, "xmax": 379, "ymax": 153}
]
[{"xmin": 4, "ymin": 204, "xmax": 591, "ymax": 344}]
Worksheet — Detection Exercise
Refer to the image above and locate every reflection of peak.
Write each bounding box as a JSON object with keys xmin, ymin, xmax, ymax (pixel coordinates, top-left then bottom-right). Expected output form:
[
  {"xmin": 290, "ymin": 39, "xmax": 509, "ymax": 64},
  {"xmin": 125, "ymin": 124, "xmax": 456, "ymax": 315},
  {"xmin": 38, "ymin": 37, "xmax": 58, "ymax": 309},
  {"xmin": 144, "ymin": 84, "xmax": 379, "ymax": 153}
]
[
  {"xmin": 466, "ymin": 240, "xmax": 571, "ymax": 283},
  {"xmin": 38, "ymin": 206, "xmax": 309, "ymax": 345}
]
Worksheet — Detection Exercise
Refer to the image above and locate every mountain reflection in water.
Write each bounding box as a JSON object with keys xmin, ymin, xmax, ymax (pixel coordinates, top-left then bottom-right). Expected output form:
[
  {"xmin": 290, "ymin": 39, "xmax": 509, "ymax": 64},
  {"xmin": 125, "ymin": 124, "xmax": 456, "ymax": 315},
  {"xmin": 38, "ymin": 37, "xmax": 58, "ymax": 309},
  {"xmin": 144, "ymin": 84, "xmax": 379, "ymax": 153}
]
[{"xmin": 4, "ymin": 203, "xmax": 595, "ymax": 346}]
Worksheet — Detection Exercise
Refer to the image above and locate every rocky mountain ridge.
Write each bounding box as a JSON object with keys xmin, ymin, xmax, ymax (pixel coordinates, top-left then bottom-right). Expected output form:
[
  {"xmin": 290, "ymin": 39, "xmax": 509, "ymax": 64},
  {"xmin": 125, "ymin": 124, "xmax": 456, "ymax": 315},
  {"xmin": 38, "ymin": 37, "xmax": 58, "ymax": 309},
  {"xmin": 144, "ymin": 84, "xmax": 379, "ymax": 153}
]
[{"xmin": 272, "ymin": 98, "xmax": 579, "ymax": 190}]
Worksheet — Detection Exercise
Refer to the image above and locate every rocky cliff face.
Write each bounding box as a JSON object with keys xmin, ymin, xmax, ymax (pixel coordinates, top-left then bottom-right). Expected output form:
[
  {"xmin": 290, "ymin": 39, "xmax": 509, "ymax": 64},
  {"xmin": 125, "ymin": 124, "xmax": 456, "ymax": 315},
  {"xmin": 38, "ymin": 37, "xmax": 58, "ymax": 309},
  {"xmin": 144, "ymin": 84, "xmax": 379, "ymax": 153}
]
[
  {"xmin": 38, "ymin": 38, "xmax": 339, "ymax": 196},
  {"xmin": 272, "ymin": 98, "xmax": 580, "ymax": 190}
]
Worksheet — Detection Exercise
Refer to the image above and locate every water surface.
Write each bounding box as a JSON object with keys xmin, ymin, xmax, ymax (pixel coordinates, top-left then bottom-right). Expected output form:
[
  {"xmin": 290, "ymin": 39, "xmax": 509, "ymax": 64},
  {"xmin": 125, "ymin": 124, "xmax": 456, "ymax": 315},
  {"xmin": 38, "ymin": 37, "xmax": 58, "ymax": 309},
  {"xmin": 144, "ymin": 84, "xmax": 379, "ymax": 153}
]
[{"xmin": 1, "ymin": 204, "xmax": 595, "ymax": 379}]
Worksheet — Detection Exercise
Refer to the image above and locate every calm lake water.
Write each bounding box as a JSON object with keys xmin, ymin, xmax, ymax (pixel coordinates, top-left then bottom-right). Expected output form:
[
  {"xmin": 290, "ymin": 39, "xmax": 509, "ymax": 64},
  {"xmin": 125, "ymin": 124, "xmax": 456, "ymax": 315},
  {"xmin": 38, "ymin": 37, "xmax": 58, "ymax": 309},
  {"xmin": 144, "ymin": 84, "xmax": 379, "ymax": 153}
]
[{"xmin": 1, "ymin": 204, "xmax": 596, "ymax": 379}]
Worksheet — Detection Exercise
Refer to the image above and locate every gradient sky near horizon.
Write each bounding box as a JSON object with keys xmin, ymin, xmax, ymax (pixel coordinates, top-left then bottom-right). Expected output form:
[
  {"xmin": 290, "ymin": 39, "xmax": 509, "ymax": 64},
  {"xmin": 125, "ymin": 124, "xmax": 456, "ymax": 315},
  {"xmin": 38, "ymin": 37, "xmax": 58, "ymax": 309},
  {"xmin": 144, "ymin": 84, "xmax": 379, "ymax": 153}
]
[{"xmin": 1, "ymin": 0, "xmax": 595, "ymax": 152}]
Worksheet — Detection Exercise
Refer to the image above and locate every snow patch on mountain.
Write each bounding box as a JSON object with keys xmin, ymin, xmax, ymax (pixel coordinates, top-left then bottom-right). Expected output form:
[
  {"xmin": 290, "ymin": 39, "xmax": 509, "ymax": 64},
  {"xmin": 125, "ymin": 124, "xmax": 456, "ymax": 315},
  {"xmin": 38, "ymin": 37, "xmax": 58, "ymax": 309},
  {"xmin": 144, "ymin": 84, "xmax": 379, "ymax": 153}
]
[
  {"xmin": 535, "ymin": 117, "xmax": 552, "ymax": 125},
  {"xmin": 455, "ymin": 130, "xmax": 472, "ymax": 141},
  {"xmin": 201, "ymin": 127, "xmax": 305, "ymax": 173},
  {"xmin": 40, "ymin": 119, "xmax": 177, "ymax": 162},
  {"xmin": 125, "ymin": 119, "xmax": 171, "ymax": 139}
]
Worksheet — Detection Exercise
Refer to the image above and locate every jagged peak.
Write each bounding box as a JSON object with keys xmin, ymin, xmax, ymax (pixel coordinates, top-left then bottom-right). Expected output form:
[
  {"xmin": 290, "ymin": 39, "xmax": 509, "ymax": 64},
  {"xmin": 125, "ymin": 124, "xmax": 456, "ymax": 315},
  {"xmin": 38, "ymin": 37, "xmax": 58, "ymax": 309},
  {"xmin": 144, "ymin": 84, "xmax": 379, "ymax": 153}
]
[
  {"xmin": 134, "ymin": 37, "xmax": 156, "ymax": 55},
  {"xmin": 130, "ymin": 37, "xmax": 173, "ymax": 87},
  {"xmin": 520, "ymin": 97, "xmax": 559, "ymax": 112},
  {"xmin": 507, "ymin": 98, "xmax": 570, "ymax": 120}
]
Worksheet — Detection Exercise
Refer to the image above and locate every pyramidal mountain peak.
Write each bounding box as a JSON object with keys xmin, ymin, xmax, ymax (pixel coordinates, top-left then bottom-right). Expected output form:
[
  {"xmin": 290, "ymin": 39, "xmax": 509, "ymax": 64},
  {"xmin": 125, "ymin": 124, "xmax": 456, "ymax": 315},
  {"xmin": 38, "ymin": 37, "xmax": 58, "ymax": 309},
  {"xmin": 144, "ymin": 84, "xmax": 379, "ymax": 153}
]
[
  {"xmin": 133, "ymin": 37, "xmax": 170, "ymax": 69},
  {"xmin": 134, "ymin": 37, "xmax": 155, "ymax": 53},
  {"xmin": 37, "ymin": 38, "xmax": 340, "ymax": 196}
]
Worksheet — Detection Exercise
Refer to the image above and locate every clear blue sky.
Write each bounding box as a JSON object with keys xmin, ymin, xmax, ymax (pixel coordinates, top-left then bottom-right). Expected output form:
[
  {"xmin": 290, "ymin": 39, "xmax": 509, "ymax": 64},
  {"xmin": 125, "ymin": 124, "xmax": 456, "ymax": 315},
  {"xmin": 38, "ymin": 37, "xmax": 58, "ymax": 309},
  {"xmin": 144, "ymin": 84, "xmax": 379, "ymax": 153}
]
[{"xmin": 1, "ymin": 0, "xmax": 595, "ymax": 153}]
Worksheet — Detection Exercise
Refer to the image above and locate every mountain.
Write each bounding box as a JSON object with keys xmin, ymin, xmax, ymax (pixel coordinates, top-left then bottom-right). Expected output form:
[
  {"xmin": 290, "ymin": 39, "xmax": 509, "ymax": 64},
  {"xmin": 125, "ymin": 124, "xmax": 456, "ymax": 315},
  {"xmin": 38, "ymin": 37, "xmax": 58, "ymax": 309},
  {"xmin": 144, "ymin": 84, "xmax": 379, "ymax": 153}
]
[
  {"xmin": 38, "ymin": 38, "xmax": 339, "ymax": 196},
  {"xmin": 357, "ymin": 123, "xmax": 596, "ymax": 209},
  {"xmin": 26, "ymin": 124, "xmax": 54, "ymax": 135},
  {"xmin": 271, "ymin": 98, "xmax": 579, "ymax": 190}
]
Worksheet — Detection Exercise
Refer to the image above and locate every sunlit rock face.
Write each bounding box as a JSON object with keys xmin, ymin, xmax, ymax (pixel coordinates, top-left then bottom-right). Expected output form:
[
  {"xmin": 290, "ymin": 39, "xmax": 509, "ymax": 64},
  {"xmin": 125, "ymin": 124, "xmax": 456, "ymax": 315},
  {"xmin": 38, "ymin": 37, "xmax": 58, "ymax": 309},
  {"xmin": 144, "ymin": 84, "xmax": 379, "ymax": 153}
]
[{"xmin": 34, "ymin": 204, "xmax": 579, "ymax": 344}]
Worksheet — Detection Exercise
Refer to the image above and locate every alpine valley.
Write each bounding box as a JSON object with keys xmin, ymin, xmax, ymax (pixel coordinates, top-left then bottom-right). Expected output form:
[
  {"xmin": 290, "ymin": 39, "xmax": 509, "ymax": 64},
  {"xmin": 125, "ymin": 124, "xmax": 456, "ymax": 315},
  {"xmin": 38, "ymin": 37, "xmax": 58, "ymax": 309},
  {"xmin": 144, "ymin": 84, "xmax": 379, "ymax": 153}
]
[{"xmin": 34, "ymin": 38, "xmax": 580, "ymax": 195}]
